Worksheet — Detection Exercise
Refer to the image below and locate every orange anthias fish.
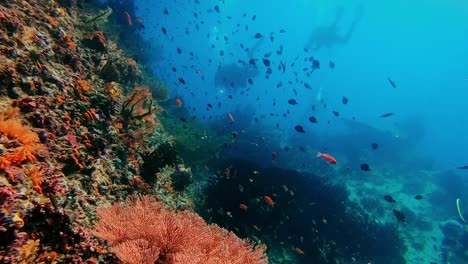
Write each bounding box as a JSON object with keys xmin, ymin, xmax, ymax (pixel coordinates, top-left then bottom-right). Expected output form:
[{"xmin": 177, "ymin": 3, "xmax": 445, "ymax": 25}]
[
  {"xmin": 295, "ymin": 247, "xmax": 305, "ymax": 255},
  {"xmin": 175, "ymin": 98, "xmax": 183, "ymax": 107},
  {"xmin": 263, "ymin": 196, "xmax": 275, "ymax": 207},
  {"xmin": 239, "ymin": 204, "xmax": 248, "ymax": 210},
  {"xmin": 227, "ymin": 113, "xmax": 235, "ymax": 122},
  {"xmin": 317, "ymin": 152, "xmax": 337, "ymax": 164}
]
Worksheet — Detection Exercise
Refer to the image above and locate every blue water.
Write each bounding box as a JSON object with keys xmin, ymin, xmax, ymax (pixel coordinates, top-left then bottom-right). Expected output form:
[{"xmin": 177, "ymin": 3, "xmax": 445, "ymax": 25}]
[
  {"xmin": 127, "ymin": 0, "xmax": 468, "ymax": 262},
  {"xmin": 134, "ymin": 0, "xmax": 468, "ymax": 170}
]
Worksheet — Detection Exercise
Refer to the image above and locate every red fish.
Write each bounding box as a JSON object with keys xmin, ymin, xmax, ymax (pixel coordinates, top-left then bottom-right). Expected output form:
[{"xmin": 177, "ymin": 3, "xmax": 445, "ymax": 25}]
[
  {"xmin": 263, "ymin": 196, "xmax": 275, "ymax": 207},
  {"xmin": 124, "ymin": 12, "xmax": 133, "ymax": 26},
  {"xmin": 239, "ymin": 204, "xmax": 248, "ymax": 210},
  {"xmin": 295, "ymin": 247, "xmax": 305, "ymax": 255},
  {"xmin": 227, "ymin": 113, "xmax": 235, "ymax": 122},
  {"xmin": 252, "ymin": 225, "xmax": 261, "ymax": 231},
  {"xmin": 175, "ymin": 98, "xmax": 183, "ymax": 107},
  {"xmin": 317, "ymin": 152, "xmax": 337, "ymax": 164}
]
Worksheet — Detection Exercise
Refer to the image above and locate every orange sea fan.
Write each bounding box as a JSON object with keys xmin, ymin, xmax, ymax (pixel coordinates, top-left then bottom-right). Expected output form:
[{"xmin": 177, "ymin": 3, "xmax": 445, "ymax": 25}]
[{"xmin": 93, "ymin": 196, "xmax": 268, "ymax": 264}]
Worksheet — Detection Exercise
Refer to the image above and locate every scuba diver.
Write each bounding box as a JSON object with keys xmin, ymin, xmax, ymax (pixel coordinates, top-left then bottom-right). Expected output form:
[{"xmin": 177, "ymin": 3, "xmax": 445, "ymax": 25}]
[
  {"xmin": 305, "ymin": 3, "xmax": 364, "ymax": 51},
  {"xmin": 214, "ymin": 38, "xmax": 264, "ymax": 90}
]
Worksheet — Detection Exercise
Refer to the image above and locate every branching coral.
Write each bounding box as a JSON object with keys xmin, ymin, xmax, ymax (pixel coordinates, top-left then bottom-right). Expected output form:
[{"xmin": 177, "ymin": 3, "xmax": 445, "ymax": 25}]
[
  {"xmin": 120, "ymin": 87, "xmax": 156, "ymax": 123},
  {"xmin": 93, "ymin": 196, "xmax": 268, "ymax": 264}
]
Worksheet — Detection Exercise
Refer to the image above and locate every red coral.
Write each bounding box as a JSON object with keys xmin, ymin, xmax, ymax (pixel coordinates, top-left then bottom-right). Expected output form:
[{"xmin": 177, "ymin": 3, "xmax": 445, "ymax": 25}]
[{"xmin": 92, "ymin": 196, "xmax": 268, "ymax": 264}]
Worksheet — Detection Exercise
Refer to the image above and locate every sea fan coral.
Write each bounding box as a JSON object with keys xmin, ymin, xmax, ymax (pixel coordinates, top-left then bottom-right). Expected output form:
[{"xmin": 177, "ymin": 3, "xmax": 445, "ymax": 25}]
[{"xmin": 93, "ymin": 196, "xmax": 268, "ymax": 264}]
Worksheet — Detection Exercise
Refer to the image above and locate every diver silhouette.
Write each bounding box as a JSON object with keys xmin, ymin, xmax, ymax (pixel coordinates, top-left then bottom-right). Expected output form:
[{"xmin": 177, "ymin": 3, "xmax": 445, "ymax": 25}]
[
  {"xmin": 305, "ymin": 3, "xmax": 364, "ymax": 51},
  {"xmin": 214, "ymin": 38, "xmax": 264, "ymax": 90}
]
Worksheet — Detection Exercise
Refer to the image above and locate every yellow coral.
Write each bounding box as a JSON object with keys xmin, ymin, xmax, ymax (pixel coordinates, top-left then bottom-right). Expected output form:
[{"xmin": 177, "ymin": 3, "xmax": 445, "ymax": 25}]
[
  {"xmin": 18, "ymin": 239, "xmax": 40, "ymax": 264},
  {"xmin": 10, "ymin": 213, "xmax": 24, "ymax": 229}
]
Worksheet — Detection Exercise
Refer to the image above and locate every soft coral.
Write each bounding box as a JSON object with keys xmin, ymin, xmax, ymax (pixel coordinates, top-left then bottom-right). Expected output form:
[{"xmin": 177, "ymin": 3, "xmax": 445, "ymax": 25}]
[{"xmin": 0, "ymin": 116, "xmax": 44, "ymax": 170}]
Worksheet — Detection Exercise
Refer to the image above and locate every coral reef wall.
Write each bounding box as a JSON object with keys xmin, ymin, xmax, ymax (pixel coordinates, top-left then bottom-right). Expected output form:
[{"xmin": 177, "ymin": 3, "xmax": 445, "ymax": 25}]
[{"xmin": 0, "ymin": 0, "xmax": 238, "ymax": 263}]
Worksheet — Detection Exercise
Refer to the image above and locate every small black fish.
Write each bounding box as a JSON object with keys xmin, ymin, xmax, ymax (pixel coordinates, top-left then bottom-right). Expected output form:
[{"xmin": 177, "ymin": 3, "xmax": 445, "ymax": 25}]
[
  {"xmin": 294, "ymin": 125, "xmax": 305, "ymax": 133},
  {"xmin": 312, "ymin": 59, "xmax": 320, "ymax": 69},
  {"xmin": 232, "ymin": 132, "xmax": 238, "ymax": 140},
  {"xmin": 309, "ymin": 116, "xmax": 317, "ymax": 123},
  {"xmin": 388, "ymin": 78, "xmax": 397, "ymax": 88},
  {"xmin": 393, "ymin": 209, "xmax": 407, "ymax": 224},
  {"xmin": 414, "ymin": 194, "xmax": 423, "ymax": 200},
  {"xmin": 304, "ymin": 83, "xmax": 312, "ymax": 89},
  {"xmin": 280, "ymin": 29, "xmax": 286, "ymax": 33},
  {"xmin": 214, "ymin": 5, "xmax": 220, "ymax": 13},
  {"xmin": 263, "ymin": 58, "xmax": 270, "ymax": 67},
  {"xmin": 177, "ymin": 48, "xmax": 182, "ymax": 54},
  {"xmin": 178, "ymin": 78, "xmax": 186, "ymax": 84},
  {"xmin": 457, "ymin": 165, "xmax": 468, "ymax": 169},
  {"xmin": 371, "ymin": 143, "xmax": 379, "ymax": 150},
  {"xmin": 360, "ymin": 163, "xmax": 371, "ymax": 171},
  {"xmin": 179, "ymin": 117, "xmax": 187, "ymax": 122},
  {"xmin": 252, "ymin": 15, "xmax": 256, "ymax": 21},
  {"xmin": 329, "ymin": 61, "xmax": 335, "ymax": 69},
  {"xmin": 253, "ymin": 33, "xmax": 263, "ymax": 39},
  {"xmin": 161, "ymin": 27, "xmax": 167, "ymax": 35},
  {"xmin": 332, "ymin": 111, "xmax": 339, "ymax": 117},
  {"xmin": 163, "ymin": 8, "xmax": 169, "ymax": 15},
  {"xmin": 248, "ymin": 78, "xmax": 253, "ymax": 85},
  {"xmin": 380, "ymin": 112, "xmax": 393, "ymax": 118},
  {"xmin": 288, "ymin": 99, "xmax": 298, "ymax": 105},
  {"xmin": 342, "ymin": 96, "xmax": 348, "ymax": 105},
  {"xmin": 384, "ymin": 195, "xmax": 396, "ymax": 203},
  {"xmin": 207, "ymin": 103, "xmax": 212, "ymax": 110}
]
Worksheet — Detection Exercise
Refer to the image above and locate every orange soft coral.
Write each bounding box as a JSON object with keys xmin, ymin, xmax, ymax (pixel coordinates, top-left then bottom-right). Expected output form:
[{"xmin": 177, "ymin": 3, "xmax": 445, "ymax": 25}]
[
  {"xmin": 26, "ymin": 165, "xmax": 43, "ymax": 194},
  {"xmin": 0, "ymin": 117, "xmax": 44, "ymax": 170}
]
